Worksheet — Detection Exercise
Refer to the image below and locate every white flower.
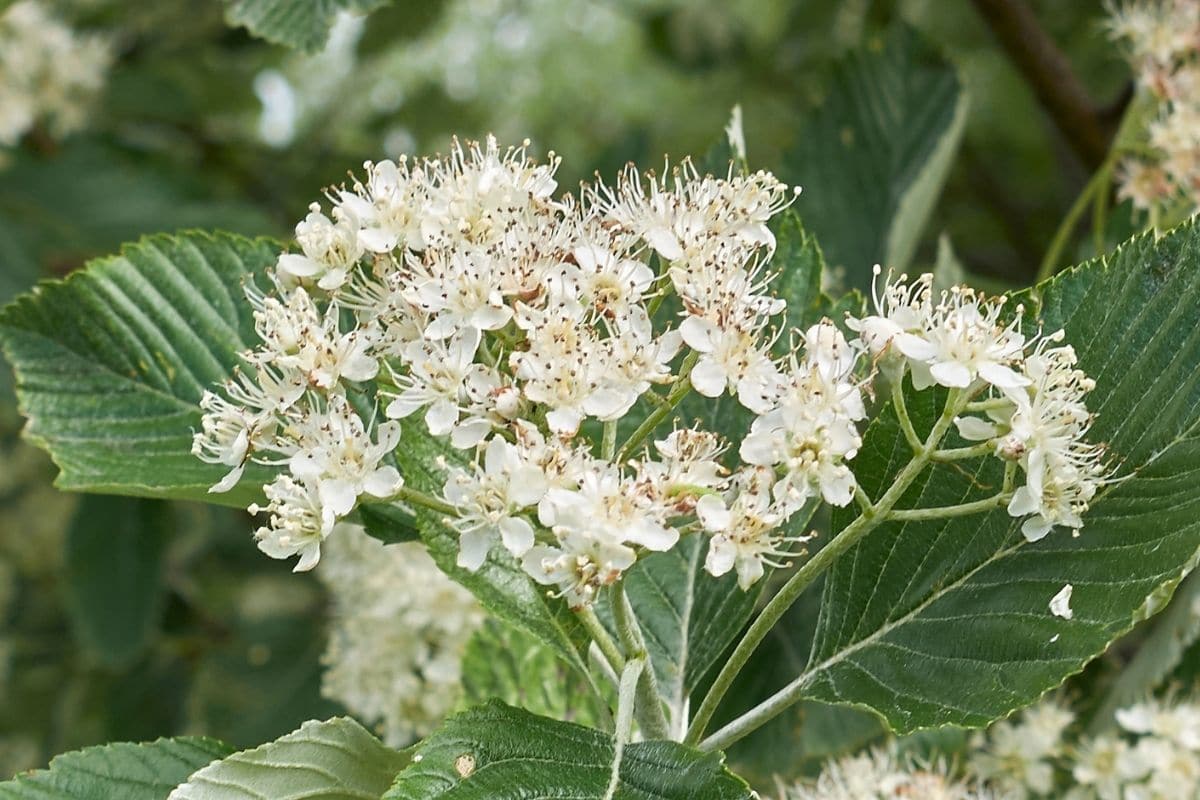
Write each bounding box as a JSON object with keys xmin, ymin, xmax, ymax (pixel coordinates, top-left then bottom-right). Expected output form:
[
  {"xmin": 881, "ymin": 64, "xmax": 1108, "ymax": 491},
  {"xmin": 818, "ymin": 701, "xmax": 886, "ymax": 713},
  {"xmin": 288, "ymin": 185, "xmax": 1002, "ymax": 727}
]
[
  {"xmin": 970, "ymin": 702, "xmax": 1073, "ymax": 798},
  {"xmin": 443, "ymin": 436, "xmax": 548, "ymax": 570},
  {"xmin": 847, "ymin": 268, "xmax": 935, "ymax": 361},
  {"xmin": 680, "ymin": 315, "xmax": 781, "ymax": 413},
  {"xmin": 336, "ymin": 158, "xmax": 424, "ymax": 253},
  {"xmin": 384, "ymin": 328, "xmax": 494, "ymax": 448},
  {"xmin": 276, "ymin": 204, "xmax": 364, "ymax": 291},
  {"xmin": 249, "ymin": 475, "xmax": 335, "ymax": 571},
  {"xmin": 698, "ymin": 467, "xmax": 810, "ymax": 589},
  {"xmin": 249, "ymin": 287, "xmax": 378, "ymax": 389},
  {"xmin": 289, "ymin": 397, "xmax": 403, "ymax": 517},
  {"xmin": 557, "ymin": 242, "xmax": 655, "ymax": 325},
  {"xmin": 522, "ymin": 531, "xmax": 637, "ymax": 609},
  {"xmin": 538, "ymin": 469, "xmax": 679, "ymax": 554},
  {"xmin": 406, "ymin": 248, "xmax": 514, "ymax": 339},
  {"xmin": 785, "ymin": 748, "xmax": 995, "ymax": 800}
]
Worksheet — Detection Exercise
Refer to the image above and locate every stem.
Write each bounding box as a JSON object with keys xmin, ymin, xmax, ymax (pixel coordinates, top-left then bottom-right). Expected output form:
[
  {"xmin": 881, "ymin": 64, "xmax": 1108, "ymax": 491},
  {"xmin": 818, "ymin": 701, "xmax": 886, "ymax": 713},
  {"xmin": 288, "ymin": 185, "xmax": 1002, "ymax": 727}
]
[
  {"xmin": 931, "ymin": 442, "xmax": 996, "ymax": 461},
  {"xmin": 892, "ymin": 378, "xmax": 923, "ymax": 454},
  {"xmin": 854, "ymin": 484, "xmax": 874, "ymax": 516},
  {"xmin": 602, "ymin": 419, "xmax": 618, "ymax": 461},
  {"xmin": 579, "ymin": 606, "xmax": 626, "ymax": 673},
  {"xmin": 589, "ymin": 641, "xmax": 621, "ymax": 690},
  {"xmin": 611, "ymin": 584, "xmax": 671, "ymax": 740},
  {"xmin": 965, "ymin": 397, "xmax": 1012, "ymax": 412},
  {"xmin": 617, "ymin": 351, "xmax": 699, "ymax": 462},
  {"xmin": 605, "ymin": 657, "xmax": 644, "ymax": 800},
  {"xmin": 1037, "ymin": 165, "xmax": 1110, "ymax": 282},
  {"xmin": 686, "ymin": 389, "xmax": 966, "ymax": 747},
  {"xmin": 886, "ymin": 492, "xmax": 1012, "ymax": 522},
  {"xmin": 392, "ymin": 486, "xmax": 457, "ymax": 516}
]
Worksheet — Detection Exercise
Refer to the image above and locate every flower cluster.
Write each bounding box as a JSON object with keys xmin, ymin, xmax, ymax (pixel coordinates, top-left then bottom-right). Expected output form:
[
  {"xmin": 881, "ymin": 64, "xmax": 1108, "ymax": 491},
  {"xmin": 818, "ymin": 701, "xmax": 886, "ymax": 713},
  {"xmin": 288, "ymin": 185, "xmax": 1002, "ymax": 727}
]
[
  {"xmin": 194, "ymin": 136, "xmax": 1107, "ymax": 606},
  {"xmin": 317, "ymin": 524, "xmax": 483, "ymax": 747},
  {"xmin": 971, "ymin": 696, "xmax": 1200, "ymax": 799},
  {"xmin": 0, "ymin": 1, "xmax": 111, "ymax": 149},
  {"xmin": 782, "ymin": 748, "xmax": 1000, "ymax": 800},
  {"xmin": 1108, "ymin": 0, "xmax": 1200, "ymax": 214},
  {"xmin": 794, "ymin": 695, "xmax": 1200, "ymax": 799},
  {"xmin": 850, "ymin": 269, "xmax": 1110, "ymax": 541}
]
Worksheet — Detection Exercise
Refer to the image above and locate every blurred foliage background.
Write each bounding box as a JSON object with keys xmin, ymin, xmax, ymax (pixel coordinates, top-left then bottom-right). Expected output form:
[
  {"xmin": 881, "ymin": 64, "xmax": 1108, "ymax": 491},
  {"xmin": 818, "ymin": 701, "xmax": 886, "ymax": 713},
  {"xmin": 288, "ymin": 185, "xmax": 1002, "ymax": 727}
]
[{"xmin": 0, "ymin": 0, "xmax": 1180, "ymax": 784}]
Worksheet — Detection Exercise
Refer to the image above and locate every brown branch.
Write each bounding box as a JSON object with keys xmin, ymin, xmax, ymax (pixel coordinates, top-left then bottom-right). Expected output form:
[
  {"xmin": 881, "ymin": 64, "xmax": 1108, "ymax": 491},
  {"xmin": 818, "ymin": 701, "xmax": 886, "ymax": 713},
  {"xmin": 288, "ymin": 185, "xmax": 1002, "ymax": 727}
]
[{"xmin": 971, "ymin": 0, "xmax": 1111, "ymax": 168}]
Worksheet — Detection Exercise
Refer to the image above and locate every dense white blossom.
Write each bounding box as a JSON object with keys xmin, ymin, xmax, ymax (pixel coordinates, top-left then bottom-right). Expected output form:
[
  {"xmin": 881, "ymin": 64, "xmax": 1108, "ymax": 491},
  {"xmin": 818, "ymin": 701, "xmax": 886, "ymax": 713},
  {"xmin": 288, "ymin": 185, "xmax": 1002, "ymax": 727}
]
[
  {"xmin": 317, "ymin": 525, "xmax": 483, "ymax": 747},
  {"xmin": 194, "ymin": 136, "xmax": 1106, "ymax": 594},
  {"xmin": 0, "ymin": 2, "xmax": 111, "ymax": 149},
  {"xmin": 783, "ymin": 748, "xmax": 999, "ymax": 800},
  {"xmin": 1108, "ymin": 0, "xmax": 1200, "ymax": 216}
]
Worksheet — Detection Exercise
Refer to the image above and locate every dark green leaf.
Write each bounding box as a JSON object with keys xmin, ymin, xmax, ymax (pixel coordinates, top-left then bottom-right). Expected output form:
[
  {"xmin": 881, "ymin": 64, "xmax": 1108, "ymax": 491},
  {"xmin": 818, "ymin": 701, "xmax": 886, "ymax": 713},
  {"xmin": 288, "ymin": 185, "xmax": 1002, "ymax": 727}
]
[
  {"xmin": 785, "ymin": 24, "xmax": 967, "ymax": 288},
  {"xmin": 63, "ymin": 496, "xmax": 169, "ymax": 668},
  {"xmin": 385, "ymin": 702, "xmax": 753, "ymax": 800}
]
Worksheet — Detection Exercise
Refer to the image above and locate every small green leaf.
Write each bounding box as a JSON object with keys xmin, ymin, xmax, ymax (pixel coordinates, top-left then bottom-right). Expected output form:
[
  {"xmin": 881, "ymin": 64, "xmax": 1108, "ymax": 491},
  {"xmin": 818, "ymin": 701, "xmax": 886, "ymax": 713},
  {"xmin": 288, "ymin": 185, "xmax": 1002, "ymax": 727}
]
[
  {"xmin": 0, "ymin": 231, "xmax": 279, "ymax": 508},
  {"xmin": 169, "ymin": 717, "xmax": 408, "ymax": 800},
  {"xmin": 63, "ymin": 495, "xmax": 169, "ymax": 668},
  {"xmin": 0, "ymin": 738, "xmax": 232, "ymax": 800},
  {"xmin": 461, "ymin": 619, "xmax": 607, "ymax": 728},
  {"xmin": 224, "ymin": 0, "xmax": 390, "ymax": 52},
  {"xmin": 385, "ymin": 702, "xmax": 753, "ymax": 800},
  {"xmin": 786, "ymin": 24, "xmax": 967, "ymax": 287}
]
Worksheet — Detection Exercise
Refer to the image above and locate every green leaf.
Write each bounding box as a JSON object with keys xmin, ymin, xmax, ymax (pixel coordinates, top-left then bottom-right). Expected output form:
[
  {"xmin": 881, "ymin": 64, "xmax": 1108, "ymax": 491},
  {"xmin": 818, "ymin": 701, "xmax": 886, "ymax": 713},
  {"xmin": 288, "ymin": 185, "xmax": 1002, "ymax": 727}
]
[
  {"xmin": 786, "ymin": 24, "xmax": 967, "ymax": 288},
  {"xmin": 169, "ymin": 717, "xmax": 408, "ymax": 800},
  {"xmin": 63, "ymin": 496, "xmax": 169, "ymax": 668},
  {"xmin": 0, "ymin": 738, "xmax": 232, "ymax": 800},
  {"xmin": 797, "ymin": 220, "xmax": 1200, "ymax": 732},
  {"xmin": 461, "ymin": 619, "xmax": 607, "ymax": 728},
  {"xmin": 771, "ymin": 211, "xmax": 866, "ymax": 339},
  {"xmin": 224, "ymin": 0, "xmax": 390, "ymax": 52},
  {"xmin": 385, "ymin": 702, "xmax": 753, "ymax": 800},
  {"xmin": 0, "ymin": 231, "xmax": 279, "ymax": 508}
]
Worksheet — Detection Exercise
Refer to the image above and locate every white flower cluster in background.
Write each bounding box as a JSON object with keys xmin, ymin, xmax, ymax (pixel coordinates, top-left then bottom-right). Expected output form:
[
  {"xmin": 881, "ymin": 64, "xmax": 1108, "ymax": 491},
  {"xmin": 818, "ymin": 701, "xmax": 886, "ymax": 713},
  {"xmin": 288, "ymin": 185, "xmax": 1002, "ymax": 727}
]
[
  {"xmin": 781, "ymin": 748, "xmax": 1001, "ymax": 800},
  {"xmin": 1108, "ymin": 0, "xmax": 1200, "ymax": 215},
  {"xmin": 0, "ymin": 1, "xmax": 111, "ymax": 148},
  {"xmin": 793, "ymin": 695, "xmax": 1200, "ymax": 799},
  {"xmin": 317, "ymin": 524, "xmax": 483, "ymax": 747},
  {"xmin": 852, "ymin": 270, "xmax": 1109, "ymax": 541},
  {"xmin": 193, "ymin": 136, "xmax": 1107, "ymax": 605}
]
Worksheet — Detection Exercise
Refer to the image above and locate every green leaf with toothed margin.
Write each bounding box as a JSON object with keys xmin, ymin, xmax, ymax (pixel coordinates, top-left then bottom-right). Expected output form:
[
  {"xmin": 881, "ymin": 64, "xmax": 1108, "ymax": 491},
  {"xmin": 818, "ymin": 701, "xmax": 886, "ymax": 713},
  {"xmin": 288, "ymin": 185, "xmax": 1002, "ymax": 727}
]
[
  {"xmin": 168, "ymin": 717, "xmax": 407, "ymax": 800},
  {"xmin": 384, "ymin": 702, "xmax": 753, "ymax": 800},
  {"xmin": 224, "ymin": 0, "xmax": 390, "ymax": 53},
  {"xmin": 0, "ymin": 231, "xmax": 279, "ymax": 508},
  {"xmin": 787, "ymin": 219, "xmax": 1200, "ymax": 733},
  {"xmin": 0, "ymin": 737, "xmax": 232, "ymax": 800}
]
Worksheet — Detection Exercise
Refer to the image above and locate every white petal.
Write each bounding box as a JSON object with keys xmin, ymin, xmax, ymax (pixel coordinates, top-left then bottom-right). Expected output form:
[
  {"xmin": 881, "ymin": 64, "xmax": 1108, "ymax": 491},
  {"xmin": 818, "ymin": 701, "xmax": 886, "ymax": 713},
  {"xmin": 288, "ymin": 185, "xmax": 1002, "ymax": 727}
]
[
  {"xmin": 425, "ymin": 399, "xmax": 459, "ymax": 436},
  {"xmin": 362, "ymin": 466, "xmax": 402, "ymax": 498},
  {"xmin": 509, "ymin": 466, "xmax": 548, "ymax": 507},
  {"xmin": 1049, "ymin": 584, "xmax": 1074, "ymax": 620},
  {"xmin": 705, "ymin": 536, "xmax": 737, "ymax": 578},
  {"xmin": 1021, "ymin": 516, "xmax": 1054, "ymax": 542},
  {"xmin": 320, "ymin": 479, "xmax": 358, "ymax": 517},
  {"xmin": 679, "ymin": 316, "xmax": 717, "ymax": 353},
  {"xmin": 929, "ymin": 360, "xmax": 973, "ymax": 388},
  {"xmin": 819, "ymin": 467, "xmax": 855, "ymax": 507},
  {"xmin": 645, "ymin": 227, "xmax": 684, "ymax": 261},
  {"xmin": 735, "ymin": 556, "xmax": 765, "ymax": 591},
  {"xmin": 690, "ymin": 357, "xmax": 728, "ymax": 397},
  {"xmin": 359, "ymin": 227, "xmax": 399, "ymax": 253},
  {"xmin": 450, "ymin": 418, "xmax": 492, "ymax": 449},
  {"xmin": 1007, "ymin": 485, "xmax": 1041, "ymax": 517},
  {"xmin": 386, "ymin": 391, "xmax": 426, "ymax": 419},
  {"xmin": 277, "ymin": 253, "xmax": 323, "ymax": 277},
  {"xmin": 457, "ymin": 530, "xmax": 490, "ymax": 571},
  {"xmin": 293, "ymin": 542, "xmax": 322, "ymax": 572},
  {"xmin": 979, "ymin": 361, "xmax": 1030, "ymax": 389},
  {"xmin": 498, "ymin": 516, "xmax": 535, "ymax": 557},
  {"xmin": 209, "ymin": 464, "xmax": 245, "ymax": 494},
  {"xmin": 695, "ymin": 494, "xmax": 733, "ymax": 532},
  {"xmin": 955, "ymin": 416, "xmax": 1000, "ymax": 441}
]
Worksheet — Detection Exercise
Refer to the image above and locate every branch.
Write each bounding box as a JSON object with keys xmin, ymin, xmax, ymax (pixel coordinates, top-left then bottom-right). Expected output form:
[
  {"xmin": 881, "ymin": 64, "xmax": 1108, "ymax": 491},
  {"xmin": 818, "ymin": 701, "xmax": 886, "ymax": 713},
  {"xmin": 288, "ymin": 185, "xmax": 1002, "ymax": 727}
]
[{"xmin": 971, "ymin": 0, "xmax": 1111, "ymax": 169}]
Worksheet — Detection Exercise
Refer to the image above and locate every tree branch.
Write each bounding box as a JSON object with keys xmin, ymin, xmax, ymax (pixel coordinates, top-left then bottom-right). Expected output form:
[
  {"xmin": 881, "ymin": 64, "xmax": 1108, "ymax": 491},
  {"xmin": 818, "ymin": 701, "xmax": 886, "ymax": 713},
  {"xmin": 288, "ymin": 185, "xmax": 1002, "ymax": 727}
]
[{"xmin": 971, "ymin": 0, "xmax": 1111, "ymax": 169}]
